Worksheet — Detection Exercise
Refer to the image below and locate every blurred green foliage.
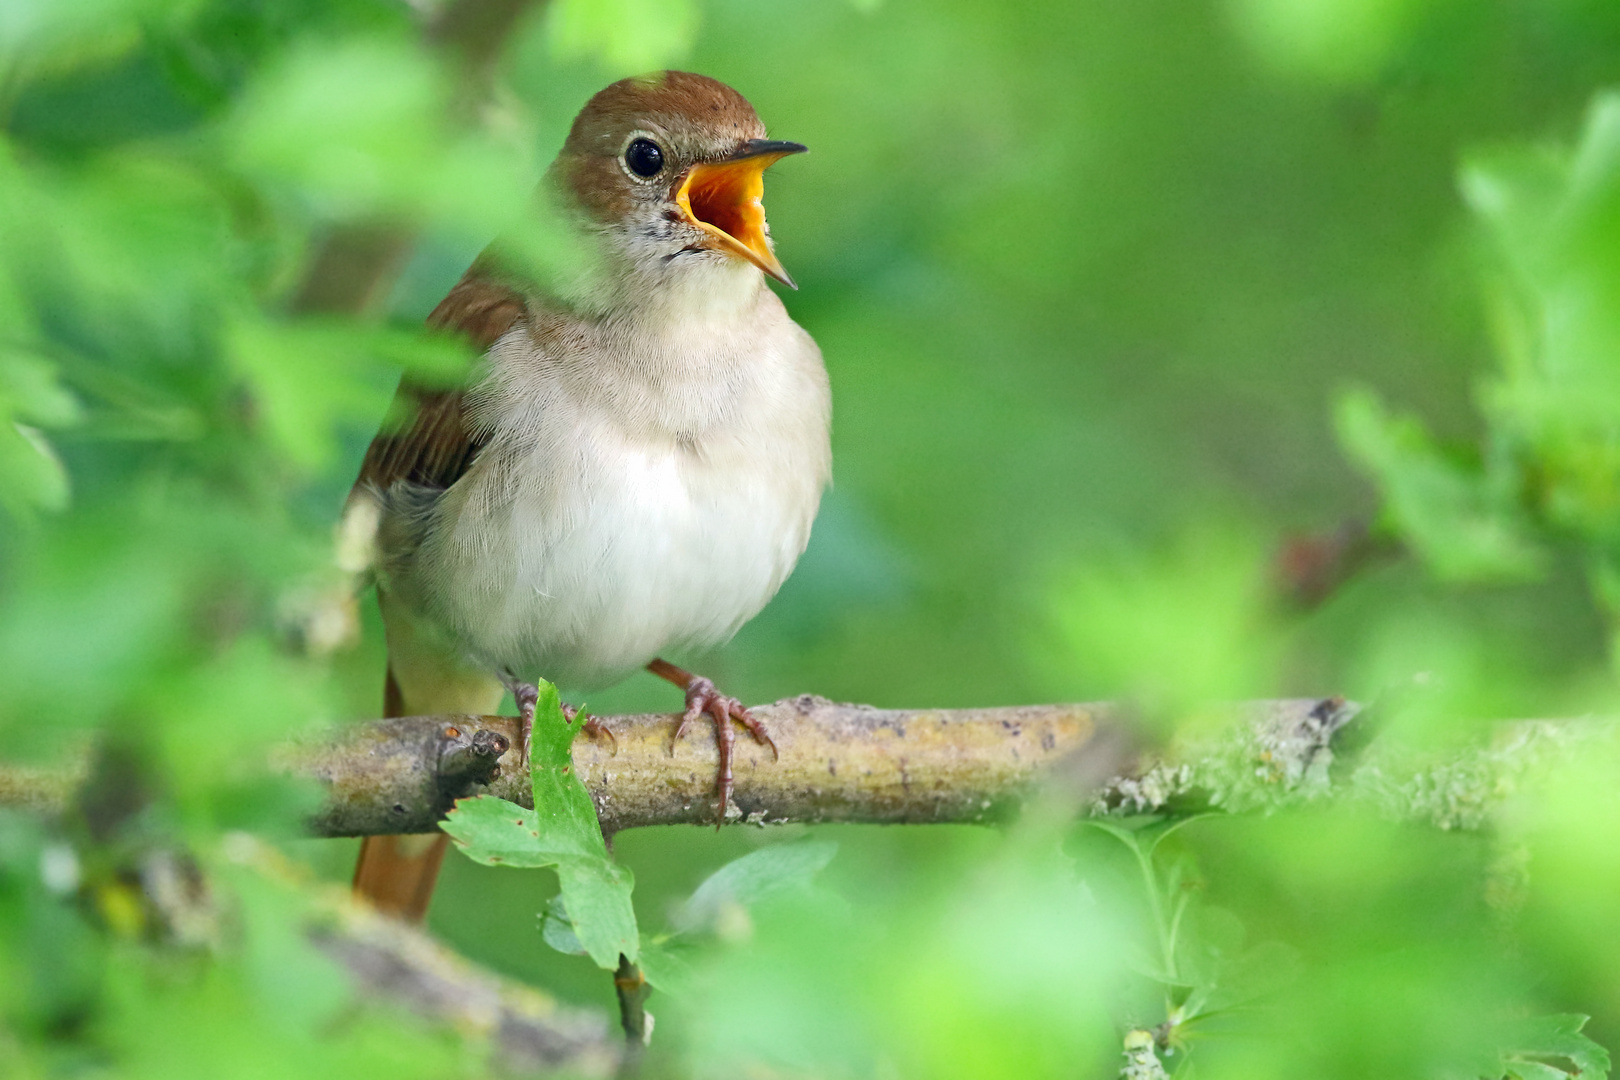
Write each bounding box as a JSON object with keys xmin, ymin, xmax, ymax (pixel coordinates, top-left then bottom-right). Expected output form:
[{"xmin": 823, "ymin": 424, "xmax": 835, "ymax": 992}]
[{"xmin": 4, "ymin": 0, "xmax": 1620, "ymax": 1076}]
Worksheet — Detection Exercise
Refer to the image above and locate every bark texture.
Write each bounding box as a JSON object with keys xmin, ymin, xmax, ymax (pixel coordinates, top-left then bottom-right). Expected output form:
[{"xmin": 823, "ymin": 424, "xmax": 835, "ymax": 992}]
[{"xmin": 285, "ymin": 695, "xmax": 1137, "ymax": 836}]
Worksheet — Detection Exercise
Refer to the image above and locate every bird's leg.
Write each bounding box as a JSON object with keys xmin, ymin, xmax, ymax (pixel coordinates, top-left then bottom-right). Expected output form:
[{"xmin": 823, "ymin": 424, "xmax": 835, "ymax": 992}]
[
  {"xmin": 506, "ymin": 676, "xmax": 539, "ymax": 769},
  {"xmin": 647, "ymin": 657, "xmax": 777, "ymax": 826},
  {"xmin": 502, "ymin": 672, "xmax": 616, "ymax": 768}
]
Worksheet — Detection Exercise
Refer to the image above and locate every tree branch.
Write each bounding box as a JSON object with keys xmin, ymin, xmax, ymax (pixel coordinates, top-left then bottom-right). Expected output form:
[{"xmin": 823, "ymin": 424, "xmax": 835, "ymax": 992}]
[
  {"xmin": 168, "ymin": 835, "xmax": 620, "ymax": 1075},
  {"xmin": 5, "ymin": 696, "xmax": 1609, "ymax": 838},
  {"xmin": 309, "ymin": 895, "xmax": 616, "ymax": 1075},
  {"xmin": 285, "ymin": 695, "xmax": 1140, "ymax": 836},
  {"xmin": 249, "ymin": 693, "xmax": 1620, "ymax": 835}
]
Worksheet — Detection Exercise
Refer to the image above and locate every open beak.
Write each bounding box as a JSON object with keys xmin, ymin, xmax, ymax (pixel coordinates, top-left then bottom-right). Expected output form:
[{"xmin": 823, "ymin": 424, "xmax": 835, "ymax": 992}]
[{"xmin": 674, "ymin": 139, "xmax": 807, "ymax": 289}]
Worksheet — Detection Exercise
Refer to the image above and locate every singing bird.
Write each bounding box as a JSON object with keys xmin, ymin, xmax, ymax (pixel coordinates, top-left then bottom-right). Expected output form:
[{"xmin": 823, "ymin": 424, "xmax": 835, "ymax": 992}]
[{"xmin": 347, "ymin": 72, "xmax": 830, "ymax": 920}]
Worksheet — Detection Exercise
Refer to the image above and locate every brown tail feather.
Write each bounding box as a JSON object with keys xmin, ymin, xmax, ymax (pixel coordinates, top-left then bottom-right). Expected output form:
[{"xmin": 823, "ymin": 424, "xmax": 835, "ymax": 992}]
[
  {"xmin": 352, "ymin": 833, "xmax": 451, "ymax": 921},
  {"xmin": 352, "ymin": 666, "xmax": 448, "ymax": 923}
]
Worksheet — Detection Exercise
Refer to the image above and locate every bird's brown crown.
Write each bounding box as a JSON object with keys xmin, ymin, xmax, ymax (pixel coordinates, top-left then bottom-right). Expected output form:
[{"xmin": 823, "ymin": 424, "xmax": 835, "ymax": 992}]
[{"xmin": 559, "ymin": 71, "xmax": 768, "ymax": 223}]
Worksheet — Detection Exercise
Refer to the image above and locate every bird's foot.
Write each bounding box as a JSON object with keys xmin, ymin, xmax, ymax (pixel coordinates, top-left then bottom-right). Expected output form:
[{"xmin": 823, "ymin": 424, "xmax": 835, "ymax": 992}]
[
  {"xmin": 672, "ymin": 675, "xmax": 777, "ymax": 827},
  {"xmin": 511, "ymin": 682, "xmax": 618, "ymax": 768},
  {"xmin": 561, "ymin": 702, "xmax": 618, "ymax": 755}
]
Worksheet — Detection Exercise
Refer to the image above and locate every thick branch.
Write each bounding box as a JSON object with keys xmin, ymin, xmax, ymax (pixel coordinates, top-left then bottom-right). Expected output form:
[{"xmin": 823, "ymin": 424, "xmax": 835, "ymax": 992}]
[
  {"xmin": 5, "ymin": 696, "xmax": 1609, "ymax": 837},
  {"xmin": 233, "ymin": 694, "xmax": 1620, "ymax": 834},
  {"xmin": 287, "ymin": 695, "xmax": 1139, "ymax": 836}
]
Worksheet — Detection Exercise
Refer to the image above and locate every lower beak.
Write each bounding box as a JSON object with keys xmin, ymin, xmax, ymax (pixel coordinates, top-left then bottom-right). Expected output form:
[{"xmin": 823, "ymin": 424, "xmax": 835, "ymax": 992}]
[{"xmin": 674, "ymin": 139, "xmax": 807, "ymax": 289}]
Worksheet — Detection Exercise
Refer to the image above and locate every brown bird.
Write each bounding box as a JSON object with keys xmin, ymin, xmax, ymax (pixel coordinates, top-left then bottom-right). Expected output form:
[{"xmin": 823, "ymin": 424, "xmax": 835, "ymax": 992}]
[{"xmin": 348, "ymin": 72, "xmax": 830, "ymax": 921}]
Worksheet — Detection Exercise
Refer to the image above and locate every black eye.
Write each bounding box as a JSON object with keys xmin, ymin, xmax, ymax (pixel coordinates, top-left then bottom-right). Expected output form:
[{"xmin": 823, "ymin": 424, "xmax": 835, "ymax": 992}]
[{"xmin": 624, "ymin": 138, "xmax": 664, "ymax": 178}]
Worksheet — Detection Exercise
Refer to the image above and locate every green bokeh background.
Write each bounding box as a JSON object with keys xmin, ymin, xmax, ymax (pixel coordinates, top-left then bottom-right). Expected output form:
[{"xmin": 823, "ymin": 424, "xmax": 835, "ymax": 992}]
[{"xmin": 4, "ymin": 0, "xmax": 1620, "ymax": 1076}]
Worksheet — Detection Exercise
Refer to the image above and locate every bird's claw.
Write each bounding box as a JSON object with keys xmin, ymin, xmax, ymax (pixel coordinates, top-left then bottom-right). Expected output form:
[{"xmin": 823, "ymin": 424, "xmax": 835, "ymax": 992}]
[
  {"xmin": 510, "ymin": 683, "xmax": 617, "ymax": 768},
  {"xmin": 672, "ymin": 676, "xmax": 775, "ymax": 826},
  {"xmin": 562, "ymin": 702, "xmax": 618, "ymax": 755}
]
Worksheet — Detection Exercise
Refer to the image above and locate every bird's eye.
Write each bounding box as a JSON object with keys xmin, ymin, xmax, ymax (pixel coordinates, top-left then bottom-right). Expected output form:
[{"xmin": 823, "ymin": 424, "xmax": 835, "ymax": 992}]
[{"xmin": 624, "ymin": 138, "xmax": 664, "ymax": 178}]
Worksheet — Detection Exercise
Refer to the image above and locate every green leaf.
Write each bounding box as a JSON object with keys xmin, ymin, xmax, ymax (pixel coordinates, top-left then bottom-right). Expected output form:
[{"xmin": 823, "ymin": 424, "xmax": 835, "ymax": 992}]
[
  {"xmin": 544, "ymin": 894, "xmax": 696, "ymax": 991},
  {"xmin": 442, "ymin": 798, "xmax": 636, "ymax": 968},
  {"xmin": 0, "ymin": 260, "xmax": 79, "ymax": 507},
  {"xmin": 229, "ymin": 37, "xmax": 529, "ymax": 235},
  {"xmin": 539, "ymin": 895, "xmax": 587, "ymax": 956},
  {"xmin": 441, "ymin": 680, "xmax": 637, "ymax": 969},
  {"xmin": 672, "ymin": 839, "xmax": 838, "ymax": 935},
  {"xmin": 635, "ymin": 936, "xmax": 694, "ymax": 993},
  {"xmin": 1511, "ymin": 1066, "xmax": 1583, "ymax": 1080},
  {"xmin": 1494, "ymin": 1014, "xmax": 1611, "ymax": 1080},
  {"xmin": 524, "ymin": 680, "xmax": 613, "ymax": 853}
]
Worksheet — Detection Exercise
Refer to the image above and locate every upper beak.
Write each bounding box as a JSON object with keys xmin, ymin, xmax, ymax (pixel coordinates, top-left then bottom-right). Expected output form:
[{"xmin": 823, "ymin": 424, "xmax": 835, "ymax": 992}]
[{"xmin": 674, "ymin": 139, "xmax": 807, "ymax": 289}]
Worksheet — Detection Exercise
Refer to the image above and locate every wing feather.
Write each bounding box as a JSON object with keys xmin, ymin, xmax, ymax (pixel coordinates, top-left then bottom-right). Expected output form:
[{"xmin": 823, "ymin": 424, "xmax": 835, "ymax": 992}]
[{"xmin": 355, "ymin": 269, "xmax": 527, "ymax": 493}]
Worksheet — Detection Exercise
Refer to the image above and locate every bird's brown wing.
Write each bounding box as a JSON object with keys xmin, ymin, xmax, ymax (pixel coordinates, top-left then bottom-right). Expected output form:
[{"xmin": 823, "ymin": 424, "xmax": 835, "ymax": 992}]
[
  {"xmin": 354, "ymin": 268, "xmax": 528, "ymax": 494},
  {"xmin": 351, "ymin": 269, "xmax": 527, "ymax": 923}
]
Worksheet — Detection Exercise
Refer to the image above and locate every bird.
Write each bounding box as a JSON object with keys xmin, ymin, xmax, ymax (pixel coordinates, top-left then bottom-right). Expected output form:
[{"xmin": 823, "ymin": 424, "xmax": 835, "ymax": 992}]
[{"xmin": 347, "ymin": 71, "xmax": 831, "ymax": 921}]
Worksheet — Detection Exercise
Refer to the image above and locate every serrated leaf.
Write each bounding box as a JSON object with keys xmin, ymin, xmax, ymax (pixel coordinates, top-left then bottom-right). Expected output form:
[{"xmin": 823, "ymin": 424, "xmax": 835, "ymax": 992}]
[
  {"xmin": 442, "ymin": 680, "xmax": 637, "ymax": 969},
  {"xmin": 672, "ymin": 839, "xmax": 837, "ymax": 935},
  {"xmin": 443, "ymin": 798, "xmax": 636, "ymax": 967}
]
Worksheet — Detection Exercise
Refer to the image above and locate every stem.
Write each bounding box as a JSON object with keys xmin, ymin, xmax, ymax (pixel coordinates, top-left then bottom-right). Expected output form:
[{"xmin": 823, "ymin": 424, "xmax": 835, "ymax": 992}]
[
  {"xmin": 1165, "ymin": 887, "xmax": 1191, "ymax": 977},
  {"xmin": 613, "ymin": 955, "xmax": 651, "ymax": 1076},
  {"xmin": 1131, "ymin": 841, "xmax": 1175, "ymax": 982}
]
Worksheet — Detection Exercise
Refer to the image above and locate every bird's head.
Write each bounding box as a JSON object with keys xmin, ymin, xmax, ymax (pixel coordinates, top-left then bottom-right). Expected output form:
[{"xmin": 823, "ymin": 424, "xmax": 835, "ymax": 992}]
[{"xmin": 550, "ymin": 71, "xmax": 805, "ymax": 308}]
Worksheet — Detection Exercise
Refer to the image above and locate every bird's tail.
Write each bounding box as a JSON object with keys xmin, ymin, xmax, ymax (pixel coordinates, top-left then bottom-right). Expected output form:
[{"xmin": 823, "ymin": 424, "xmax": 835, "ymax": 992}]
[
  {"xmin": 351, "ymin": 663, "xmax": 500, "ymax": 922},
  {"xmin": 351, "ymin": 832, "xmax": 450, "ymax": 922}
]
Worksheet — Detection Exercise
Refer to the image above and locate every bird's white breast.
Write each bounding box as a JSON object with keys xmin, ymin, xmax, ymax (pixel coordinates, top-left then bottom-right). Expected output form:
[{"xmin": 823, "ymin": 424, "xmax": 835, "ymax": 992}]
[{"xmin": 401, "ymin": 284, "xmax": 830, "ymax": 692}]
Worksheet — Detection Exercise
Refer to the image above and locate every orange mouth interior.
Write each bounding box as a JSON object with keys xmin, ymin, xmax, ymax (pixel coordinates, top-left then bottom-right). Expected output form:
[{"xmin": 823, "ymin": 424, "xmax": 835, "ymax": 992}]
[{"xmin": 675, "ymin": 154, "xmax": 795, "ymax": 287}]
